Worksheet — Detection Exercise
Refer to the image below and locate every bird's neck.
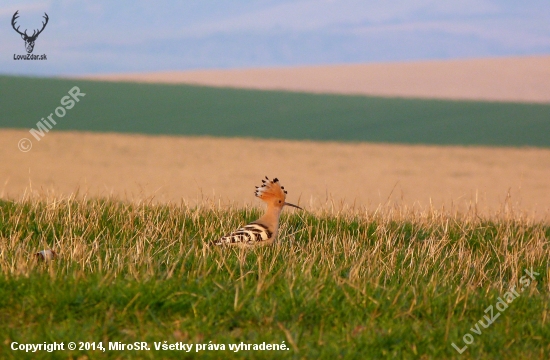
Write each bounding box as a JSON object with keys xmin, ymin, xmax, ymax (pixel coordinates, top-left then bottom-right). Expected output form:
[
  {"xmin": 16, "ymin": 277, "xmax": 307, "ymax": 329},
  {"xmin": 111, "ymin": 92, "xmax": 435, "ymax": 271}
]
[{"xmin": 255, "ymin": 205, "xmax": 282, "ymax": 231}]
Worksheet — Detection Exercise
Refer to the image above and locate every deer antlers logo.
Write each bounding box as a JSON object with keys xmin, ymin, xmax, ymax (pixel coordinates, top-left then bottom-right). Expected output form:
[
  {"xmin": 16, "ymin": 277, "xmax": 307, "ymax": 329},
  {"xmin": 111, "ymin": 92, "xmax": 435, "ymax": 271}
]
[{"xmin": 12, "ymin": 11, "xmax": 49, "ymax": 54}]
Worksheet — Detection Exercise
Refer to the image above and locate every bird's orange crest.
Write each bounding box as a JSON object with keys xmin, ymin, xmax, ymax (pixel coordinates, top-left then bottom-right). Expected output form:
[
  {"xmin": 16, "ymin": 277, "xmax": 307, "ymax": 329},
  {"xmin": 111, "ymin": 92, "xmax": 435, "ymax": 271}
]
[{"xmin": 254, "ymin": 176, "xmax": 287, "ymax": 204}]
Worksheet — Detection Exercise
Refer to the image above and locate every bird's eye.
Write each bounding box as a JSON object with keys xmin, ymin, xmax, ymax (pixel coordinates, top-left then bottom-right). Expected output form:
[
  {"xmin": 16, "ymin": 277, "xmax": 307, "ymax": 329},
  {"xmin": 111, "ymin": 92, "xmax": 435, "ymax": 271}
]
[{"xmin": 279, "ymin": 200, "xmax": 282, "ymax": 203}]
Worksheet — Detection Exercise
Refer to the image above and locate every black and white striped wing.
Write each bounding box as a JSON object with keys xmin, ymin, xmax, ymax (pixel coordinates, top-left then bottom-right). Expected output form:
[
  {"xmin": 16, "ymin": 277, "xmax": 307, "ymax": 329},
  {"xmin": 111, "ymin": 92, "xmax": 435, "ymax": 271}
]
[{"xmin": 213, "ymin": 223, "xmax": 273, "ymax": 246}]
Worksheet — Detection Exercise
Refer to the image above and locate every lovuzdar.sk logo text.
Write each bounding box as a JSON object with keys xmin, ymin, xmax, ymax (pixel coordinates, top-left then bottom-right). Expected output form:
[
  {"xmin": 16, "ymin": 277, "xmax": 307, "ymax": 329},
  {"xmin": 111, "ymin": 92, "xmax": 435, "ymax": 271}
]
[{"xmin": 12, "ymin": 10, "xmax": 49, "ymax": 60}]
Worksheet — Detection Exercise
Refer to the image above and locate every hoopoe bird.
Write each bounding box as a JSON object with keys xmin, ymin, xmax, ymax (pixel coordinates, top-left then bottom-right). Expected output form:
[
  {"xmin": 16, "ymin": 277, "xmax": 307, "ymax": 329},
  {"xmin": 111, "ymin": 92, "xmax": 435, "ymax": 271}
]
[{"xmin": 213, "ymin": 176, "xmax": 302, "ymax": 247}]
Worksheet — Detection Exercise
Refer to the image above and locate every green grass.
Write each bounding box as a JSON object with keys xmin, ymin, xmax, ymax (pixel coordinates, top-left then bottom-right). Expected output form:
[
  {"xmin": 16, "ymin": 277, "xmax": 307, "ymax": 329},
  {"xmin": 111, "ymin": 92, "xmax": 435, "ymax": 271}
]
[
  {"xmin": 0, "ymin": 197, "xmax": 549, "ymax": 359},
  {"xmin": 1, "ymin": 75, "xmax": 550, "ymax": 147}
]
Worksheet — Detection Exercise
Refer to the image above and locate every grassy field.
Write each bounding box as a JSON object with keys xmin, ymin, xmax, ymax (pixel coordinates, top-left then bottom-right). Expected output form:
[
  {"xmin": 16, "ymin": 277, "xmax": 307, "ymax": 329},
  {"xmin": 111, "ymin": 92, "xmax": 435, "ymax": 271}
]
[
  {"xmin": 0, "ymin": 197, "xmax": 548, "ymax": 359},
  {"xmin": 1, "ymin": 75, "xmax": 550, "ymax": 147}
]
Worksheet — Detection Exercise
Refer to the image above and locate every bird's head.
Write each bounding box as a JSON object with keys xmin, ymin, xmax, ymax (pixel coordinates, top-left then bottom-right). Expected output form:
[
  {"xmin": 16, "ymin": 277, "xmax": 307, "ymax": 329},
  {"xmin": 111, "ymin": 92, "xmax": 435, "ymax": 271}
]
[{"xmin": 255, "ymin": 176, "xmax": 302, "ymax": 211}]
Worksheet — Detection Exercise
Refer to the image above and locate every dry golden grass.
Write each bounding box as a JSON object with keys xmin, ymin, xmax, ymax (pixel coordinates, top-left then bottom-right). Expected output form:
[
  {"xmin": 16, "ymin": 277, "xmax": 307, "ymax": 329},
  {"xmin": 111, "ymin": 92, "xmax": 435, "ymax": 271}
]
[{"xmin": 1, "ymin": 193, "xmax": 548, "ymax": 294}]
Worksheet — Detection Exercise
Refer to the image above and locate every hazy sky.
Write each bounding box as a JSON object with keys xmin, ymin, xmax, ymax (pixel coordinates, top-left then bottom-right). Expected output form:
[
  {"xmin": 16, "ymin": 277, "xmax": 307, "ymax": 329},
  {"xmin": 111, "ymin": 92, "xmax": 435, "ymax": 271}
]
[{"xmin": 1, "ymin": 0, "xmax": 549, "ymax": 75}]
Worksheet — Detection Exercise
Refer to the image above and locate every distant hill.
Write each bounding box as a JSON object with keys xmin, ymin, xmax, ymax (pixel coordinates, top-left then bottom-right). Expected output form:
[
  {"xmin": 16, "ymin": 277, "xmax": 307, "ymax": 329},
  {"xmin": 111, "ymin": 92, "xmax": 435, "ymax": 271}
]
[
  {"xmin": 1, "ymin": 75, "xmax": 549, "ymax": 147},
  {"xmin": 84, "ymin": 56, "xmax": 550, "ymax": 104}
]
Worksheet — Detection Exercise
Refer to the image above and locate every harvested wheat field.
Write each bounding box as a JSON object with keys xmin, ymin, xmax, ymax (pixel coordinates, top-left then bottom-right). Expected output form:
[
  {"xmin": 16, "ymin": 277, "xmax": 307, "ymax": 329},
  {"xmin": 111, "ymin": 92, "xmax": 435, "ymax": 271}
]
[{"xmin": 2, "ymin": 129, "xmax": 549, "ymax": 221}]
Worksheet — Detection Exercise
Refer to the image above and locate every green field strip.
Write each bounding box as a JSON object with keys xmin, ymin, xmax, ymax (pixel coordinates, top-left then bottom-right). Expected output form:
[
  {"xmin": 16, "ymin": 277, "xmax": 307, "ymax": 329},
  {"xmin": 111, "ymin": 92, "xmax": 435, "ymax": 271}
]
[{"xmin": 1, "ymin": 75, "xmax": 549, "ymax": 147}]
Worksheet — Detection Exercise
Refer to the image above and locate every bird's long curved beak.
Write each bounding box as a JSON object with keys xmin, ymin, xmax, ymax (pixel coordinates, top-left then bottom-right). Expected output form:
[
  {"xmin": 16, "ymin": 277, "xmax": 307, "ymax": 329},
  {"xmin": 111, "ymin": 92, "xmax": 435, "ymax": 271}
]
[{"xmin": 284, "ymin": 202, "xmax": 303, "ymax": 210}]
